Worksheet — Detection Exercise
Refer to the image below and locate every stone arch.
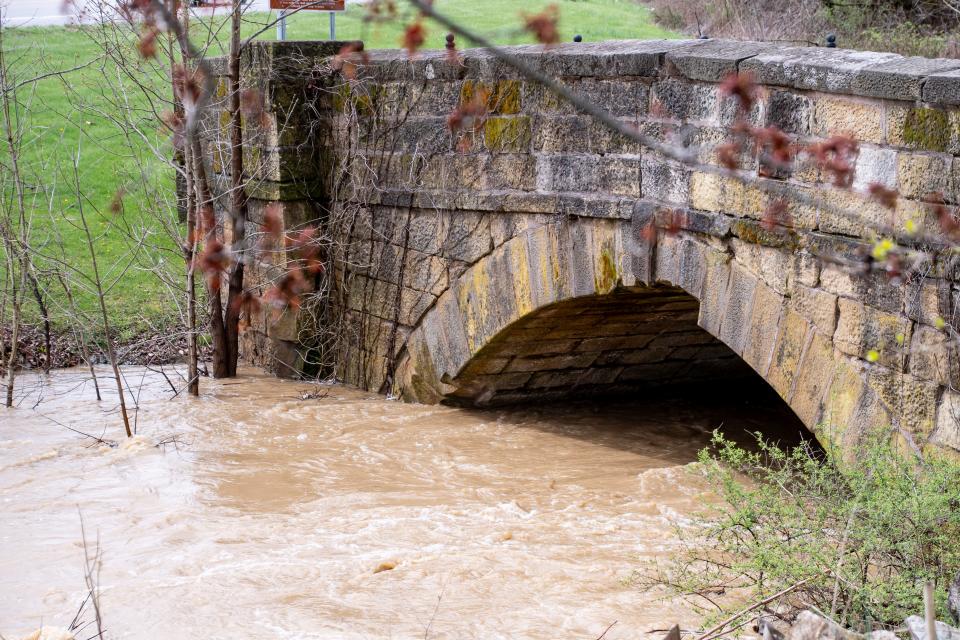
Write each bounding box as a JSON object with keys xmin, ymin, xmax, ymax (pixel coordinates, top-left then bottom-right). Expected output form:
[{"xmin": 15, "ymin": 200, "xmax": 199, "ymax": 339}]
[{"xmin": 395, "ymin": 217, "xmax": 894, "ymax": 452}]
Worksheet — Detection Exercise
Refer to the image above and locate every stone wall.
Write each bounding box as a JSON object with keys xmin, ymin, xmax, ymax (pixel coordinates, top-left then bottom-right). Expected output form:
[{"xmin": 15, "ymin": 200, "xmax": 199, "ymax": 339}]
[{"xmin": 206, "ymin": 38, "xmax": 960, "ymax": 455}]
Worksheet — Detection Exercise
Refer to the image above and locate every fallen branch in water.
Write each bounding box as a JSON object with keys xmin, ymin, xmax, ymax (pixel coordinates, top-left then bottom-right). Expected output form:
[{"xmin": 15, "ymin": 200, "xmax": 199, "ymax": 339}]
[
  {"xmin": 40, "ymin": 414, "xmax": 116, "ymax": 448},
  {"xmin": 595, "ymin": 620, "xmax": 618, "ymax": 639}
]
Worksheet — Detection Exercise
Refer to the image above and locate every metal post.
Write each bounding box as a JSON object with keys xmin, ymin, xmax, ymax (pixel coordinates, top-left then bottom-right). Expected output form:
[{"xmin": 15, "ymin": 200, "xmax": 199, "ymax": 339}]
[
  {"xmin": 329, "ymin": 11, "xmax": 336, "ymax": 40},
  {"xmin": 277, "ymin": 9, "xmax": 287, "ymax": 41}
]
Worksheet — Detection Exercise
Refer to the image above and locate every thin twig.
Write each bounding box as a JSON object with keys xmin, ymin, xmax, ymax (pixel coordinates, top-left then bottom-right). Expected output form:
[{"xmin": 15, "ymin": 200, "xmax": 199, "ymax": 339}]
[
  {"xmin": 595, "ymin": 620, "xmax": 618, "ymax": 639},
  {"xmin": 697, "ymin": 577, "xmax": 816, "ymax": 640}
]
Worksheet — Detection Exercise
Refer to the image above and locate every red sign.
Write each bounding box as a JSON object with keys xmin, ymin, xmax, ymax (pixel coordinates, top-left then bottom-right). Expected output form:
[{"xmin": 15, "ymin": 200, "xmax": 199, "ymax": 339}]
[{"xmin": 269, "ymin": 0, "xmax": 345, "ymax": 10}]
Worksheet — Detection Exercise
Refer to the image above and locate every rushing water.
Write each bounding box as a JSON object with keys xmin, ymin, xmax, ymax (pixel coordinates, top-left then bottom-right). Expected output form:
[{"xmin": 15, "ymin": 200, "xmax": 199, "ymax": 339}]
[{"xmin": 0, "ymin": 367, "xmax": 806, "ymax": 639}]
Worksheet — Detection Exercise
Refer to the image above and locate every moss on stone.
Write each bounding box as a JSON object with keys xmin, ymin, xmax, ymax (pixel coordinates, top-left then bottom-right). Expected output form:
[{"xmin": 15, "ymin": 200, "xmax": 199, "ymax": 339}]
[
  {"xmin": 491, "ymin": 80, "xmax": 522, "ymax": 115},
  {"xmin": 332, "ymin": 83, "xmax": 383, "ymax": 117},
  {"xmin": 902, "ymin": 107, "xmax": 950, "ymax": 152},
  {"xmin": 596, "ymin": 246, "xmax": 619, "ymax": 294},
  {"xmin": 459, "ymin": 80, "xmax": 489, "ymax": 108},
  {"xmin": 461, "ymin": 79, "xmax": 521, "ymax": 115},
  {"xmin": 730, "ymin": 219, "xmax": 799, "ymax": 250},
  {"xmin": 483, "ymin": 116, "xmax": 531, "ymax": 153}
]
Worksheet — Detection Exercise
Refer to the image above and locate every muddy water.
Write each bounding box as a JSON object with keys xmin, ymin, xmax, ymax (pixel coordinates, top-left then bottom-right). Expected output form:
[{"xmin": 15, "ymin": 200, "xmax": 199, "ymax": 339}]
[{"xmin": 0, "ymin": 368, "xmax": 805, "ymax": 639}]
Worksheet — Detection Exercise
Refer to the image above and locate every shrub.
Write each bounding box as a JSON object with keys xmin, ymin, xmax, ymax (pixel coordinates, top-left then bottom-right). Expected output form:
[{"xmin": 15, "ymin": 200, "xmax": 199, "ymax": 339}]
[
  {"xmin": 635, "ymin": 432, "xmax": 960, "ymax": 630},
  {"xmin": 647, "ymin": 0, "xmax": 960, "ymax": 57}
]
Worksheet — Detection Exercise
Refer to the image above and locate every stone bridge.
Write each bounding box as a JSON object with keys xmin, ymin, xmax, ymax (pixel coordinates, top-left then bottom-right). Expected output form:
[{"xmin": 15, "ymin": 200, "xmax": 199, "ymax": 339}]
[{"xmin": 206, "ymin": 38, "xmax": 960, "ymax": 454}]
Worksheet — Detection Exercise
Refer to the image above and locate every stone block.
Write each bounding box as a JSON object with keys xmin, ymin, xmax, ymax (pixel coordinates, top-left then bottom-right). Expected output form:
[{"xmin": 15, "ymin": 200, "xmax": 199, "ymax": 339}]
[
  {"xmin": 730, "ymin": 241, "xmax": 791, "ymax": 295},
  {"xmin": 597, "ymin": 156, "xmax": 642, "ymax": 197},
  {"xmin": 462, "ymin": 355, "xmax": 511, "ymax": 376},
  {"xmin": 534, "ymin": 39, "xmax": 687, "ymax": 78},
  {"xmin": 665, "ymin": 40, "xmax": 772, "ymax": 82},
  {"xmin": 587, "ymin": 117, "xmax": 645, "ymax": 155},
  {"xmin": 654, "ymin": 233, "xmax": 681, "ymax": 286},
  {"xmin": 909, "ymin": 324, "xmax": 958, "ymax": 386},
  {"xmin": 819, "ymin": 355, "xmax": 869, "ymax": 450},
  {"xmin": 650, "ymin": 79, "xmax": 719, "ymax": 123},
  {"xmin": 484, "ymin": 116, "xmax": 532, "ymax": 153},
  {"xmin": 742, "ymin": 280, "xmax": 784, "ymax": 376},
  {"xmin": 886, "ymin": 105, "xmax": 959, "ymax": 153},
  {"xmin": 522, "ymin": 80, "xmax": 578, "ymax": 116},
  {"xmin": 867, "ymin": 367, "xmax": 938, "ymax": 438},
  {"xmin": 922, "ymin": 68, "xmax": 960, "ymax": 106},
  {"xmin": 791, "ymin": 250, "xmax": 821, "ymax": 288},
  {"xmin": 455, "ymin": 259, "xmax": 515, "ymax": 354},
  {"xmin": 790, "ymin": 285, "xmax": 838, "ymax": 335},
  {"xmin": 790, "ymin": 331, "xmax": 837, "ymax": 429},
  {"xmin": 596, "ymin": 347, "xmax": 673, "ymax": 366},
  {"xmin": 641, "ymin": 155, "xmax": 690, "ymax": 205},
  {"xmin": 693, "ymin": 172, "xmax": 766, "ymax": 219},
  {"xmin": 852, "ymin": 146, "xmax": 897, "ymax": 190},
  {"xmin": 575, "ymin": 78, "xmax": 648, "ymax": 117},
  {"xmin": 897, "ymin": 152, "xmax": 952, "ymax": 200},
  {"xmin": 741, "ymin": 46, "xmax": 900, "ymax": 96},
  {"xmin": 677, "ymin": 237, "xmax": 708, "ymax": 298},
  {"xmin": 834, "ymin": 298, "xmax": 911, "ymax": 370},
  {"xmin": 815, "ymin": 188, "xmax": 891, "ymax": 238},
  {"xmin": 442, "ymin": 212, "xmax": 492, "ymax": 263},
  {"xmin": 719, "ymin": 263, "xmax": 758, "ymax": 355},
  {"xmin": 460, "ymin": 79, "xmax": 522, "ymax": 115},
  {"xmin": 764, "ymin": 89, "xmax": 812, "ymax": 136},
  {"xmin": 767, "ymin": 307, "xmax": 810, "ymax": 399},
  {"xmin": 812, "ymin": 96, "xmax": 884, "ymax": 144},
  {"xmin": 933, "ymin": 390, "xmax": 960, "ymax": 451},
  {"xmin": 538, "ymin": 155, "xmax": 599, "ymax": 193},
  {"xmin": 697, "ymin": 248, "xmax": 731, "ymax": 336},
  {"xmin": 578, "ymin": 334, "xmax": 656, "ymax": 352},
  {"xmin": 904, "ymin": 278, "xmax": 949, "ymax": 327},
  {"xmin": 506, "ymin": 353, "xmax": 597, "ymax": 373},
  {"xmin": 533, "ymin": 115, "xmax": 591, "ymax": 153},
  {"xmin": 484, "ymin": 153, "xmax": 537, "ymax": 191},
  {"xmin": 428, "ymin": 293, "xmax": 473, "ymax": 382},
  {"xmin": 267, "ymin": 306, "xmax": 299, "ymax": 342},
  {"xmin": 502, "ymin": 238, "xmax": 536, "ymax": 320},
  {"xmin": 631, "ymin": 202, "xmax": 656, "ymax": 285},
  {"xmin": 563, "ymin": 221, "xmax": 599, "ymax": 298},
  {"xmin": 536, "ymin": 366, "xmax": 623, "ymax": 389},
  {"xmin": 852, "ymin": 56, "xmax": 960, "ymax": 101},
  {"xmin": 525, "ymin": 225, "xmax": 568, "ymax": 309}
]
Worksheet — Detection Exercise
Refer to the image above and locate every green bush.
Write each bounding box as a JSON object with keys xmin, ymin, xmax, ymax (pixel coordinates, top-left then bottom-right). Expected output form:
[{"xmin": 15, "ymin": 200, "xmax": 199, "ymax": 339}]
[{"xmin": 635, "ymin": 432, "xmax": 960, "ymax": 630}]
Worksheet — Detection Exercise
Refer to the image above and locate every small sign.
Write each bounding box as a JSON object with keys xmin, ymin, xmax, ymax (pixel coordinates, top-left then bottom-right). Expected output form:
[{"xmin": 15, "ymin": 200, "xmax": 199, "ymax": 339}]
[{"xmin": 269, "ymin": 0, "xmax": 345, "ymax": 10}]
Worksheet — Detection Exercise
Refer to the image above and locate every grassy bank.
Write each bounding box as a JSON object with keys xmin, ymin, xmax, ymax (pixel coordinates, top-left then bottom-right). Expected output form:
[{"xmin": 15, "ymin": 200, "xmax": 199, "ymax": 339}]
[{"xmin": 5, "ymin": 0, "xmax": 674, "ymax": 349}]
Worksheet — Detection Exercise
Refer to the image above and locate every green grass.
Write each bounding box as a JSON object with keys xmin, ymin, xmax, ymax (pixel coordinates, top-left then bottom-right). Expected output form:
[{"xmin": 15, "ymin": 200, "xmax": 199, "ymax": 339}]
[
  {"xmin": 5, "ymin": 0, "xmax": 675, "ymax": 338},
  {"xmin": 252, "ymin": 0, "xmax": 676, "ymax": 48}
]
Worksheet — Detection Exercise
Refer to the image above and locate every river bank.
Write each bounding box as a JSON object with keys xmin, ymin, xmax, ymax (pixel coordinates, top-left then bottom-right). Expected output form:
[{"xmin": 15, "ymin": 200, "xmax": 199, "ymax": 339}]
[{"xmin": 1, "ymin": 323, "xmax": 205, "ymax": 370}]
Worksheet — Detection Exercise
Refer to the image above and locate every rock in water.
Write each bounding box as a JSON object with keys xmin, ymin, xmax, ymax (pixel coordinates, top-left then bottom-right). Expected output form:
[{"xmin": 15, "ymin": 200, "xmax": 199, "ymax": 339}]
[{"xmin": 373, "ymin": 561, "xmax": 397, "ymax": 574}]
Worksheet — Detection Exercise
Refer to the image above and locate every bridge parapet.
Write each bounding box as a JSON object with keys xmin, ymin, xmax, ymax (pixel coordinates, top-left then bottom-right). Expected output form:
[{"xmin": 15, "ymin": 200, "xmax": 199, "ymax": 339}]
[{"xmin": 204, "ymin": 38, "xmax": 960, "ymax": 454}]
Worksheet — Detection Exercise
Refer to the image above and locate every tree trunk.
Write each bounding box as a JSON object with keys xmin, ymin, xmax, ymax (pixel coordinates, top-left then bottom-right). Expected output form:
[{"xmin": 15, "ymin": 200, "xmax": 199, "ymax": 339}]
[
  {"xmin": 74, "ymin": 161, "xmax": 132, "ymax": 439},
  {"xmin": 27, "ymin": 272, "xmax": 51, "ymax": 374},
  {"xmin": 224, "ymin": 0, "xmax": 248, "ymax": 378},
  {"xmin": 0, "ymin": 21, "xmax": 27, "ymax": 407},
  {"xmin": 173, "ymin": 0, "xmax": 200, "ymax": 396},
  {"xmin": 185, "ymin": 145, "xmax": 199, "ymax": 396},
  {"xmin": 190, "ymin": 136, "xmax": 229, "ymax": 379}
]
